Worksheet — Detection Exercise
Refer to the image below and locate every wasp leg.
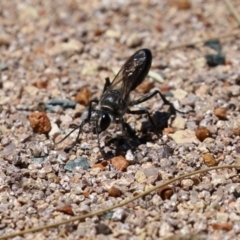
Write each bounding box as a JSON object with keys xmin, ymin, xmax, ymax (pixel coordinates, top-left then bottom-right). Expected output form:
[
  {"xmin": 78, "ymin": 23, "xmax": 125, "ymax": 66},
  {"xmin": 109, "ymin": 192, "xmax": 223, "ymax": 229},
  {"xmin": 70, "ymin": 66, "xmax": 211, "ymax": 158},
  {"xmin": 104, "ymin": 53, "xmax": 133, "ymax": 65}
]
[
  {"xmin": 120, "ymin": 118, "xmax": 136, "ymax": 137},
  {"xmin": 129, "ymin": 90, "xmax": 185, "ymax": 115},
  {"xmin": 56, "ymin": 99, "xmax": 99, "ymax": 146},
  {"xmin": 86, "ymin": 99, "xmax": 99, "ymax": 119},
  {"xmin": 127, "ymin": 108, "xmax": 160, "ymax": 137},
  {"xmin": 73, "ymin": 98, "xmax": 99, "ymax": 144}
]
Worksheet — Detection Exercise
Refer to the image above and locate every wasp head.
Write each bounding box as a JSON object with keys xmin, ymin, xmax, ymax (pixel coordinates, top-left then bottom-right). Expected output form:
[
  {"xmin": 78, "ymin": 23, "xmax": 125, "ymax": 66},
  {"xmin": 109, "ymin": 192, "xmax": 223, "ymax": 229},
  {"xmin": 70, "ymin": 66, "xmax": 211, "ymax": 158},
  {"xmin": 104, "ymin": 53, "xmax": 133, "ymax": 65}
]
[{"xmin": 90, "ymin": 110, "xmax": 111, "ymax": 133}]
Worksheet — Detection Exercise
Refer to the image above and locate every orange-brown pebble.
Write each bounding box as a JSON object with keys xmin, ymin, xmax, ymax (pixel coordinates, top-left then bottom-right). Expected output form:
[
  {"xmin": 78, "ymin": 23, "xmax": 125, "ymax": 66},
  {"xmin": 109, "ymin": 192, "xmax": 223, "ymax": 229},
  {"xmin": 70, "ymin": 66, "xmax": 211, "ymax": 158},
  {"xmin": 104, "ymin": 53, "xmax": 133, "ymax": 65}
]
[
  {"xmin": 54, "ymin": 177, "xmax": 61, "ymax": 184},
  {"xmin": 195, "ymin": 126, "xmax": 211, "ymax": 141},
  {"xmin": 136, "ymin": 80, "xmax": 154, "ymax": 94},
  {"xmin": 232, "ymin": 128, "xmax": 240, "ymax": 136},
  {"xmin": 55, "ymin": 205, "xmax": 74, "ymax": 216},
  {"xmin": 83, "ymin": 188, "xmax": 90, "ymax": 198},
  {"xmin": 94, "ymin": 29, "xmax": 105, "ymax": 36},
  {"xmin": 210, "ymin": 222, "xmax": 232, "ymax": 231},
  {"xmin": 157, "ymin": 186, "xmax": 174, "ymax": 200},
  {"xmin": 92, "ymin": 161, "xmax": 108, "ymax": 170},
  {"xmin": 71, "ymin": 176, "xmax": 80, "ymax": 183},
  {"xmin": 214, "ymin": 107, "xmax": 227, "ymax": 120},
  {"xmin": 159, "ymin": 85, "xmax": 172, "ymax": 93},
  {"xmin": 35, "ymin": 80, "xmax": 48, "ymax": 89},
  {"xmin": 75, "ymin": 87, "xmax": 92, "ymax": 106},
  {"xmin": 33, "ymin": 46, "xmax": 45, "ymax": 54},
  {"xmin": 169, "ymin": 0, "xmax": 191, "ymax": 10},
  {"xmin": 108, "ymin": 186, "xmax": 122, "ymax": 197},
  {"xmin": 162, "ymin": 127, "xmax": 174, "ymax": 135},
  {"xmin": 192, "ymin": 177, "xmax": 201, "ymax": 185},
  {"xmin": 28, "ymin": 112, "xmax": 51, "ymax": 134},
  {"xmin": 111, "ymin": 156, "xmax": 129, "ymax": 171},
  {"xmin": 203, "ymin": 153, "xmax": 217, "ymax": 166},
  {"xmin": 223, "ymin": 81, "xmax": 230, "ymax": 87}
]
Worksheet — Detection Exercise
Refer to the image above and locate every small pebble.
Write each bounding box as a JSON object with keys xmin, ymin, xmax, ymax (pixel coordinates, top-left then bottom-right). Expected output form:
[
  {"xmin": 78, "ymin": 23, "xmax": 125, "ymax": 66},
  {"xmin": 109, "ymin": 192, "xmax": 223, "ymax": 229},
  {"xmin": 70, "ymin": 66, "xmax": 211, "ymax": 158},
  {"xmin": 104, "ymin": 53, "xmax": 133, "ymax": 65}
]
[
  {"xmin": 108, "ymin": 186, "xmax": 122, "ymax": 197},
  {"xmin": 1, "ymin": 137, "xmax": 10, "ymax": 147},
  {"xmin": 214, "ymin": 108, "xmax": 227, "ymax": 120},
  {"xmin": 111, "ymin": 156, "xmax": 129, "ymax": 171},
  {"xmin": 157, "ymin": 186, "xmax": 174, "ymax": 200},
  {"xmin": 172, "ymin": 115, "xmax": 186, "ymax": 130},
  {"xmin": 125, "ymin": 150, "xmax": 135, "ymax": 161},
  {"xmin": 169, "ymin": 129, "xmax": 199, "ymax": 144},
  {"xmin": 0, "ymin": 33, "xmax": 11, "ymax": 46},
  {"xmin": 216, "ymin": 212, "xmax": 229, "ymax": 222},
  {"xmin": 44, "ymin": 99, "xmax": 76, "ymax": 112},
  {"xmin": 195, "ymin": 126, "xmax": 211, "ymax": 142},
  {"xmin": 48, "ymin": 122, "xmax": 61, "ymax": 140},
  {"xmin": 211, "ymin": 222, "xmax": 232, "ymax": 231},
  {"xmin": 112, "ymin": 208, "xmax": 126, "ymax": 221},
  {"xmin": 64, "ymin": 157, "xmax": 90, "ymax": 172},
  {"xmin": 149, "ymin": 70, "xmax": 165, "ymax": 83},
  {"xmin": 170, "ymin": 0, "xmax": 192, "ymax": 10},
  {"xmin": 105, "ymin": 30, "xmax": 121, "ymax": 39},
  {"xmin": 75, "ymin": 87, "xmax": 92, "ymax": 106},
  {"xmin": 92, "ymin": 161, "xmax": 108, "ymax": 170},
  {"xmin": 181, "ymin": 179, "xmax": 194, "ymax": 190},
  {"xmin": 202, "ymin": 153, "xmax": 217, "ymax": 166},
  {"xmin": 28, "ymin": 112, "xmax": 51, "ymax": 134},
  {"xmin": 171, "ymin": 89, "xmax": 188, "ymax": 100},
  {"xmin": 0, "ymin": 64, "xmax": 8, "ymax": 71},
  {"xmin": 48, "ymin": 39, "xmax": 84, "ymax": 57},
  {"xmin": 135, "ymin": 171, "xmax": 147, "ymax": 183},
  {"xmin": 126, "ymin": 33, "xmax": 142, "ymax": 48},
  {"xmin": 232, "ymin": 128, "xmax": 240, "ymax": 136},
  {"xmin": 136, "ymin": 80, "xmax": 154, "ymax": 93},
  {"xmin": 95, "ymin": 223, "xmax": 112, "ymax": 235},
  {"xmin": 55, "ymin": 205, "xmax": 74, "ymax": 216}
]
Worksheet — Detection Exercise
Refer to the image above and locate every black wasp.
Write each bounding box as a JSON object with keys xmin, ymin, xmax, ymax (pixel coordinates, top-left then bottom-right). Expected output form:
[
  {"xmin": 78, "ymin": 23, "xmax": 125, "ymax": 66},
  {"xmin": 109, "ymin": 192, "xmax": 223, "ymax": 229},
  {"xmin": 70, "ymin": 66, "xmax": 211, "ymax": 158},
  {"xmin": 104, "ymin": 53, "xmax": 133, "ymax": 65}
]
[{"xmin": 59, "ymin": 48, "xmax": 178, "ymax": 148}]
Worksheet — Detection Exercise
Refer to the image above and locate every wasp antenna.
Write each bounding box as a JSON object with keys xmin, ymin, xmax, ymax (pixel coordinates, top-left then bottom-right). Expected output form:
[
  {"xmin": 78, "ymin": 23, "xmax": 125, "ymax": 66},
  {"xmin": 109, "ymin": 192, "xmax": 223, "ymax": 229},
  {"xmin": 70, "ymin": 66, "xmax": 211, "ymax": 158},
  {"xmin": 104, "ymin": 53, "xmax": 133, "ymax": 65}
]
[
  {"xmin": 56, "ymin": 125, "xmax": 80, "ymax": 144},
  {"xmin": 74, "ymin": 122, "xmax": 85, "ymax": 145}
]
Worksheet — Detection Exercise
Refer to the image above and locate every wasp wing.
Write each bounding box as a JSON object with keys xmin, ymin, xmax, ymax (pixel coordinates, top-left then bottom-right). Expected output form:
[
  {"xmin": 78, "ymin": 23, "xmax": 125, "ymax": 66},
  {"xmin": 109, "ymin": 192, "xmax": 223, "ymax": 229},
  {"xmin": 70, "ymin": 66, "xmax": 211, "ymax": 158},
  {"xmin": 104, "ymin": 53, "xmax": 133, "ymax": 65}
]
[{"xmin": 104, "ymin": 49, "xmax": 152, "ymax": 99}]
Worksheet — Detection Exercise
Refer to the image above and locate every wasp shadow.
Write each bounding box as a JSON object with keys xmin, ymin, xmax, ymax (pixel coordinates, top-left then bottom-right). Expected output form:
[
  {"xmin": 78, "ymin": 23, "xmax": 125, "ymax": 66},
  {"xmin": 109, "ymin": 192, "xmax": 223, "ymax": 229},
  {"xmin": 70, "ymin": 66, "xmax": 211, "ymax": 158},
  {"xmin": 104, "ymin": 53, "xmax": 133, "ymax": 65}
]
[{"xmin": 102, "ymin": 110, "xmax": 176, "ymax": 159}]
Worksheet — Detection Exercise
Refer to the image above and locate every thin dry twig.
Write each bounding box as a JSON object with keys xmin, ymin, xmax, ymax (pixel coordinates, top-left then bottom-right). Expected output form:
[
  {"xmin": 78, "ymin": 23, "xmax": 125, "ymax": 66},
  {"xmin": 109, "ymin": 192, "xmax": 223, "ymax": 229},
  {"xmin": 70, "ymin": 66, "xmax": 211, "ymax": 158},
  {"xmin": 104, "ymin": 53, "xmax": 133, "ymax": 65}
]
[
  {"xmin": 0, "ymin": 164, "xmax": 239, "ymax": 240},
  {"xmin": 223, "ymin": 0, "xmax": 240, "ymax": 27},
  {"xmin": 158, "ymin": 29, "xmax": 240, "ymax": 52}
]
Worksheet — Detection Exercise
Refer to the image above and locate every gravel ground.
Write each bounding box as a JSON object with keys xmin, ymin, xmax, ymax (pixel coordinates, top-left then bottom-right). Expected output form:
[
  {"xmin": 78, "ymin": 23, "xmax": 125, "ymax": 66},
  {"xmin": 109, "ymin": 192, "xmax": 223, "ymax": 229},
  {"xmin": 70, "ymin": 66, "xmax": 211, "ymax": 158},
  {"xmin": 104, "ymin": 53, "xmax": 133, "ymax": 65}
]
[{"xmin": 1, "ymin": 0, "xmax": 240, "ymax": 239}]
